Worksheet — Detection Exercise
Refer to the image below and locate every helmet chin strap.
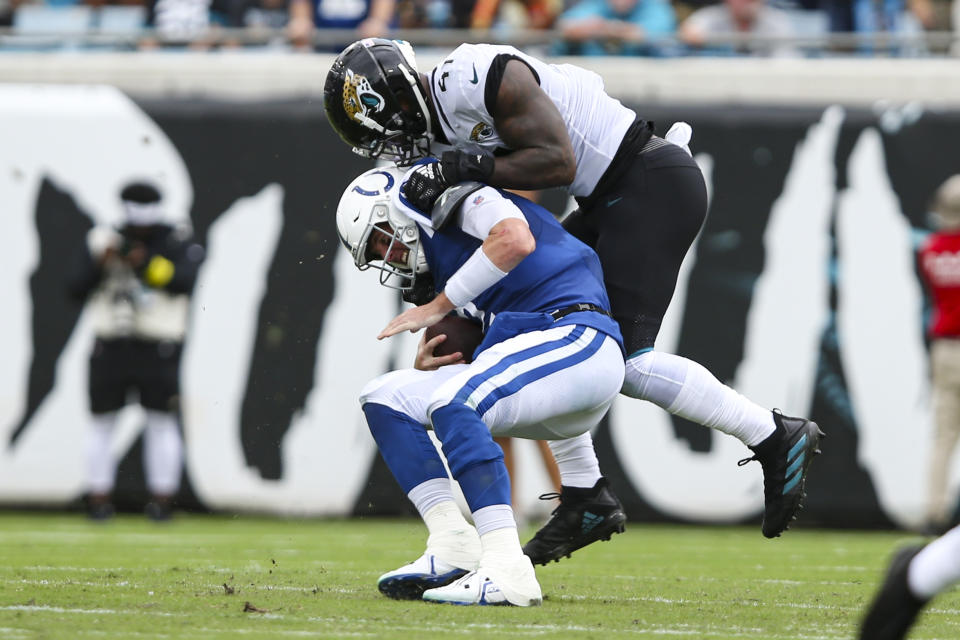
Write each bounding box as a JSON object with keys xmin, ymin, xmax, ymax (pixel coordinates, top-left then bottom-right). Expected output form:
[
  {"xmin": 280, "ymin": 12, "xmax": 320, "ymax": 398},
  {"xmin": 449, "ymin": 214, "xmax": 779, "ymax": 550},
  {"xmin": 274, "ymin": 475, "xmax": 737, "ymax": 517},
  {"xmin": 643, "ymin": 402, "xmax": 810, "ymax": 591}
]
[{"xmin": 397, "ymin": 62, "xmax": 433, "ymax": 147}]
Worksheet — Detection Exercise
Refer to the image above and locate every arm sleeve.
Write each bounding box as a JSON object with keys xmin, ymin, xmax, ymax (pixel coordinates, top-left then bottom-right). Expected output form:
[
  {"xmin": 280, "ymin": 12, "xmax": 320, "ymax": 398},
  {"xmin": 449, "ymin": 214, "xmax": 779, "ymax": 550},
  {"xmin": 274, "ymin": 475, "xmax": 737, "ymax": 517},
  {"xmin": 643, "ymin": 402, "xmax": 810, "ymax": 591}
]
[{"xmin": 457, "ymin": 187, "xmax": 528, "ymax": 240}]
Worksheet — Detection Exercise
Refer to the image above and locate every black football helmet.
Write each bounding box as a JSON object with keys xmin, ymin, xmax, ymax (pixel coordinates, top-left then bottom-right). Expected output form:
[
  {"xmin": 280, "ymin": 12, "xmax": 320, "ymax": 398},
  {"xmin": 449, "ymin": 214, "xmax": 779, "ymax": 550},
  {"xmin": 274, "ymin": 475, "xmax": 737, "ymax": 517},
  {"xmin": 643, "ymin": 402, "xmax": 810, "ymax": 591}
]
[{"xmin": 323, "ymin": 38, "xmax": 433, "ymax": 166}]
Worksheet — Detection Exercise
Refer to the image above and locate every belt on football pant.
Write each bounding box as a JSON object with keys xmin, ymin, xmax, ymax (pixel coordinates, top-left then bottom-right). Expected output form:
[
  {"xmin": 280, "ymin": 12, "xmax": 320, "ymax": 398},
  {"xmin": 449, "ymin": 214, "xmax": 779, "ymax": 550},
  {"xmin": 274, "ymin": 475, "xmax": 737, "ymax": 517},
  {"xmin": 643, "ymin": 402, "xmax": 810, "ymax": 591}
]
[{"xmin": 548, "ymin": 303, "xmax": 611, "ymax": 321}]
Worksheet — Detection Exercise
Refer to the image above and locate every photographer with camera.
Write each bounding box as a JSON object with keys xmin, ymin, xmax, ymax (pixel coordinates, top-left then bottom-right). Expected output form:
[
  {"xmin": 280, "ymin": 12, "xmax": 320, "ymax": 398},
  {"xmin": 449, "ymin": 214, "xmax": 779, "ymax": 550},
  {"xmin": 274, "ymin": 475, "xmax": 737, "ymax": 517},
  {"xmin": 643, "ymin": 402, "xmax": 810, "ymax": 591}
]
[{"xmin": 68, "ymin": 181, "xmax": 204, "ymax": 521}]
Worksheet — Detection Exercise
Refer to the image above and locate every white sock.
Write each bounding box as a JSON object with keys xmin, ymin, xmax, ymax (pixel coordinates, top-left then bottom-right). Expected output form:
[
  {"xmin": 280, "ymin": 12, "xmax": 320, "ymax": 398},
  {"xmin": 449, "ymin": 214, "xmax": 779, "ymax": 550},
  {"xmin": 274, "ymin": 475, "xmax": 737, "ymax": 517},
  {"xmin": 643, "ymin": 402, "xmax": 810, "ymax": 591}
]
[
  {"xmin": 623, "ymin": 351, "xmax": 776, "ymax": 446},
  {"xmin": 477, "ymin": 522, "xmax": 525, "ymax": 569},
  {"xmin": 87, "ymin": 412, "xmax": 118, "ymax": 495},
  {"xmin": 409, "ymin": 477, "xmax": 457, "ymax": 518},
  {"xmin": 548, "ymin": 432, "xmax": 602, "ymax": 488},
  {"xmin": 421, "ymin": 500, "xmax": 480, "ymax": 569},
  {"xmin": 472, "ymin": 504, "xmax": 517, "ymax": 537},
  {"xmin": 143, "ymin": 410, "xmax": 183, "ymax": 496},
  {"xmin": 908, "ymin": 525, "xmax": 960, "ymax": 600}
]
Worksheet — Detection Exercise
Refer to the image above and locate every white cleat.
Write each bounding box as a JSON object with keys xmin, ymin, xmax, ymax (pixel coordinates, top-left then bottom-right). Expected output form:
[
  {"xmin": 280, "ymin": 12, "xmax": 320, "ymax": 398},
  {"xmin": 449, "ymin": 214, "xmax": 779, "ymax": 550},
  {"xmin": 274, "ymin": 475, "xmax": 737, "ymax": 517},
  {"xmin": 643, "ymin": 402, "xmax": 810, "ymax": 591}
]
[
  {"xmin": 422, "ymin": 558, "xmax": 542, "ymax": 607},
  {"xmin": 377, "ymin": 553, "xmax": 471, "ymax": 601}
]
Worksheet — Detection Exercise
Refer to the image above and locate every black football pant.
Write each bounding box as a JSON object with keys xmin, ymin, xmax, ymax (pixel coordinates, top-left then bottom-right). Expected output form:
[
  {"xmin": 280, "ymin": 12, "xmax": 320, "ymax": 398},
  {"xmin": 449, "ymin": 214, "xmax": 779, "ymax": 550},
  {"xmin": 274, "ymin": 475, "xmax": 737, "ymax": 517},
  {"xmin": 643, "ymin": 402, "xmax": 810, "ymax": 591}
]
[
  {"xmin": 563, "ymin": 142, "xmax": 708, "ymax": 357},
  {"xmin": 88, "ymin": 338, "xmax": 182, "ymax": 414}
]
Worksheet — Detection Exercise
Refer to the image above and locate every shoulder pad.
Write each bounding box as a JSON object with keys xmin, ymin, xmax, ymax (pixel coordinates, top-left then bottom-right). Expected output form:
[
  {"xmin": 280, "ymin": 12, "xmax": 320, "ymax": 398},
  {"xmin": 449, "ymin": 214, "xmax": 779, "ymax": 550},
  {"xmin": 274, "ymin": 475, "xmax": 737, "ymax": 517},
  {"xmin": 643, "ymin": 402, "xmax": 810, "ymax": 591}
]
[{"xmin": 431, "ymin": 181, "xmax": 485, "ymax": 230}]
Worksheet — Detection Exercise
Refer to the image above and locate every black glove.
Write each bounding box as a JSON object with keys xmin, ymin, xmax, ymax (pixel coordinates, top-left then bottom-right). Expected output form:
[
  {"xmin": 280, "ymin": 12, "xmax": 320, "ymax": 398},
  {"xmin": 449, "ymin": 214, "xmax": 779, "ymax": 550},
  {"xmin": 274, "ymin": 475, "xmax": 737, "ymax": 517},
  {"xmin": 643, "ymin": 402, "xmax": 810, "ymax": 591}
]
[
  {"xmin": 402, "ymin": 160, "xmax": 450, "ymax": 213},
  {"xmin": 401, "ymin": 150, "xmax": 495, "ymax": 214}
]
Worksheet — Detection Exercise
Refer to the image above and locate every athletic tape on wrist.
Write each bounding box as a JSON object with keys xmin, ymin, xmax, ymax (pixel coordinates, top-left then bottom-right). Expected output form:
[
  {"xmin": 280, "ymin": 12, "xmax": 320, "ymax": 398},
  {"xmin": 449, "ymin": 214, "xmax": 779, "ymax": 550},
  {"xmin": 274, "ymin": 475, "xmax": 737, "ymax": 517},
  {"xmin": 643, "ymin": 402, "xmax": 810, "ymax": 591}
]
[{"xmin": 443, "ymin": 246, "xmax": 508, "ymax": 308}]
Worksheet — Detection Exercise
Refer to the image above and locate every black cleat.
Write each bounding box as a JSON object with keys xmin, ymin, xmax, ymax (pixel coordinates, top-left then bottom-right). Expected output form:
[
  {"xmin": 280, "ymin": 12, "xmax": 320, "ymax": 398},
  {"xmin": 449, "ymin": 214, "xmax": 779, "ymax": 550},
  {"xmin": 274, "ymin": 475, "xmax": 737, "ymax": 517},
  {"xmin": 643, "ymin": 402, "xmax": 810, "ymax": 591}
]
[
  {"xmin": 858, "ymin": 545, "xmax": 928, "ymax": 640},
  {"xmin": 145, "ymin": 499, "xmax": 173, "ymax": 522},
  {"xmin": 522, "ymin": 477, "xmax": 626, "ymax": 565},
  {"xmin": 739, "ymin": 410, "xmax": 824, "ymax": 538},
  {"xmin": 87, "ymin": 501, "xmax": 115, "ymax": 521}
]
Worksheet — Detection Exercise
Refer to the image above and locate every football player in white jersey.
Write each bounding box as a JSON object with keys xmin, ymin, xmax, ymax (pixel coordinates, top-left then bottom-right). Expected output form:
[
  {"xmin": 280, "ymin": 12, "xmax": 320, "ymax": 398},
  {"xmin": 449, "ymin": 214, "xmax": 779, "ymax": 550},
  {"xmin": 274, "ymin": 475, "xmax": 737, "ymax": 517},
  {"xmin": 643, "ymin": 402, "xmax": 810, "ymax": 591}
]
[
  {"xmin": 859, "ymin": 524, "xmax": 960, "ymax": 639},
  {"xmin": 323, "ymin": 38, "xmax": 824, "ymax": 554},
  {"xmin": 337, "ymin": 165, "xmax": 626, "ymax": 605}
]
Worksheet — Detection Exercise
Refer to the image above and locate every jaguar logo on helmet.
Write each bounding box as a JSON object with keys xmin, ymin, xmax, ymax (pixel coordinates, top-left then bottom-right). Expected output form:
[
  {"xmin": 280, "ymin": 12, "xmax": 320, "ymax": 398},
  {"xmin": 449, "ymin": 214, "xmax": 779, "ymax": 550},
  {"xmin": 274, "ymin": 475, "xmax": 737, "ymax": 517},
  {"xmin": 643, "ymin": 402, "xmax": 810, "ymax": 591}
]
[
  {"xmin": 469, "ymin": 122, "xmax": 493, "ymax": 142},
  {"xmin": 343, "ymin": 69, "xmax": 386, "ymax": 125}
]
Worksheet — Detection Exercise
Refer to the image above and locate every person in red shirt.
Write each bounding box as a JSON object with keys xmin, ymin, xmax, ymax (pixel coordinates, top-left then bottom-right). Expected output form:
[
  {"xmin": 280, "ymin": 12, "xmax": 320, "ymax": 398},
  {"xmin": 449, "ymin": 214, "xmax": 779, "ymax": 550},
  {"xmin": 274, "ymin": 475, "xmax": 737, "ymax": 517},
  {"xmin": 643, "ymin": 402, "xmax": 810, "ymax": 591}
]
[{"xmin": 918, "ymin": 174, "xmax": 960, "ymax": 535}]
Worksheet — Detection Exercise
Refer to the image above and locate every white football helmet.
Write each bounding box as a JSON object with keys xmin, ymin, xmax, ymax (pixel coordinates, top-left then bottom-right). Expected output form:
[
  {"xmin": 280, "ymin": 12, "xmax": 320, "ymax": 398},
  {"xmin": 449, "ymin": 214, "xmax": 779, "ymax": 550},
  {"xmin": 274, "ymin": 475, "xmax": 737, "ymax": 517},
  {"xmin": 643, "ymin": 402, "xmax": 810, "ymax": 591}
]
[{"xmin": 336, "ymin": 166, "xmax": 427, "ymax": 290}]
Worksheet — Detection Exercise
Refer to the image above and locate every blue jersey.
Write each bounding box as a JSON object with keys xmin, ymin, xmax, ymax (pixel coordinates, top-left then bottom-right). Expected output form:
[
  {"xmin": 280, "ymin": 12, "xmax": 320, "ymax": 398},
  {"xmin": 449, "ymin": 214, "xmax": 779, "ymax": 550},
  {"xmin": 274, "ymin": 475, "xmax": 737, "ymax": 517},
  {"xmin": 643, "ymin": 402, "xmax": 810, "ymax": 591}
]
[{"xmin": 416, "ymin": 192, "xmax": 624, "ymax": 356}]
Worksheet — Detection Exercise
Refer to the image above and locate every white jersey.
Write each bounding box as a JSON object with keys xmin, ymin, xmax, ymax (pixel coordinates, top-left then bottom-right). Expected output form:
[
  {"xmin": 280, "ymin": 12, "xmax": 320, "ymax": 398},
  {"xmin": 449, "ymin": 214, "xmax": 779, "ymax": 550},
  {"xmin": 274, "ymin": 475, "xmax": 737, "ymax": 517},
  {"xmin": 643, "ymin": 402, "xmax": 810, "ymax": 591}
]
[{"xmin": 429, "ymin": 43, "xmax": 636, "ymax": 198}]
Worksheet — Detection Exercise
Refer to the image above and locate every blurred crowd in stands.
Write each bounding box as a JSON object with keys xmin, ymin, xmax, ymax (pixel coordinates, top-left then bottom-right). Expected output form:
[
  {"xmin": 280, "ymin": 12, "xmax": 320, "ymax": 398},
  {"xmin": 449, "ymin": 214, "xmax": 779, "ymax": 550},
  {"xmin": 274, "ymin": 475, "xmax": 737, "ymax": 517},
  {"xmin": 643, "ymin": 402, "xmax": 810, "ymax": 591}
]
[{"xmin": 0, "ymin": 0, "xmax": 956, "ymax": 55}]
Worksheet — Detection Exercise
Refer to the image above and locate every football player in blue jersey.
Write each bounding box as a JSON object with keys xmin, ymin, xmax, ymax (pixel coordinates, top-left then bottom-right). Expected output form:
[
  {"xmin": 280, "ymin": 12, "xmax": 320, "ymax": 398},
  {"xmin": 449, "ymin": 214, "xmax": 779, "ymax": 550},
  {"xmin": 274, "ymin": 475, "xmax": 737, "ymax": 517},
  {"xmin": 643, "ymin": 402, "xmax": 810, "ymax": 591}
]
[
  {"xmin": 324, "ymin": 38, "xmax": 824, "ymax": 555},
  {"xmin": 337, "ymin": 164, "xmax": 626, "ymax": 606}
]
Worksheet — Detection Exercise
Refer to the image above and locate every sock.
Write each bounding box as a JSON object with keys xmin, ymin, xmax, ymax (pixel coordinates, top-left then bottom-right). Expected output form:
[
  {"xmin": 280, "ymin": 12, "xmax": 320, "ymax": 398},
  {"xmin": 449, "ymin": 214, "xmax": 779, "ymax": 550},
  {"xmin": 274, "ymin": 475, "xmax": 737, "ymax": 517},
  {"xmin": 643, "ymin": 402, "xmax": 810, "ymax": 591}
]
[
  {"xmin": 143, "ymin": 410, "xmax": 183, "ymax": 496},
  {"xmin": 908, "ymin": 525, "xmax": 960, "ymax": 600},
  {"xmin": 420, "ymin": 499, "xmax": 481, "ymax": 569},
  {"xmin": 472, "ymin": 504, "xmax": 517, "ymax": 537},
  {"xmin": 409, "ymin": 477, "xmax": 457, "ymax": 518},
  {"xmin": 87, "ymin": 412, "xmax": 118, "ymax": 495},
  {"xmin": 623, "ymin": 351, "xmax": 775, "ymax": 446},
  {"xmin": 548, "ymin": 432, "xmax": 602, "ymax": 488},
  {"xmin": 477, "ymin": 519, "xmax": 525, "ymax": 568}
]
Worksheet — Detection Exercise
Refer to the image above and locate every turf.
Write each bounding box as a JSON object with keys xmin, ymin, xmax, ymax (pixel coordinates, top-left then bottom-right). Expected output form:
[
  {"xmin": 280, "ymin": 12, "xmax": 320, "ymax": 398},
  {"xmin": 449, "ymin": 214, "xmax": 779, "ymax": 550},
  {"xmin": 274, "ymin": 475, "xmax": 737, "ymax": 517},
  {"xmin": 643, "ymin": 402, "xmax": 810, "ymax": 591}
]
[{"xmin": 0, "ymin": 512, "xmax": 956, "ymax": 639}]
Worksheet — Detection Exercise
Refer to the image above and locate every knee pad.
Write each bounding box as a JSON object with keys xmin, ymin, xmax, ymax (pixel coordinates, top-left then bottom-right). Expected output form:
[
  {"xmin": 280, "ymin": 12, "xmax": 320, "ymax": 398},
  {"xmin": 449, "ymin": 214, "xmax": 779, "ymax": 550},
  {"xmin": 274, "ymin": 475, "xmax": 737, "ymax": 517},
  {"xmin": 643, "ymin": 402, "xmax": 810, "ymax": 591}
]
[{"xmin": 622, "ymin": 350, "xmax": 687, "ymax": 408}]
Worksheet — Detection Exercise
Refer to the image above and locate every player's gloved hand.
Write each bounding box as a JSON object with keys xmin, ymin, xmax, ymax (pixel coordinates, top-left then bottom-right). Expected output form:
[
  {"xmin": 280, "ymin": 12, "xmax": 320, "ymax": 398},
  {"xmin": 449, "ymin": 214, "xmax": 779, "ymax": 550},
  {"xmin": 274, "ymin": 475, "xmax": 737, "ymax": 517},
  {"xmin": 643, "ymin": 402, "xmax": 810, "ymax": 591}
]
[
  {"xmin": 402, "ymin": 150, "xmax": 495, "ymax": 213},
  {"xmin": 402, "ymin": 160, "xmax": 450, "ymax": 213},
  {"xmin": 665, "ymin": 122, "xmax": 693, "ymax": 156}
]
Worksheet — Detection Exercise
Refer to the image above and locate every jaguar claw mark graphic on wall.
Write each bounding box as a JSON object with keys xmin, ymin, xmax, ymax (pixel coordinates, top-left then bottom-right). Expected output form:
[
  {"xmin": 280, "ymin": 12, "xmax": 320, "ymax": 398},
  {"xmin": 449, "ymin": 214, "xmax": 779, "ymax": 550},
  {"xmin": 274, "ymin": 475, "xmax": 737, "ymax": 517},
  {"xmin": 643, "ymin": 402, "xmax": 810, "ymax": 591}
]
[
  {"xmin": 0, "ymin": 86, "xmax": 399, "ymax": 513},
  {"xmin": 0, "ymin": 85, "xmax": 193, "ymax": 503},
  {"xmin": 3, "ymin": 90, "xmax": 960, "ymax": 525}
]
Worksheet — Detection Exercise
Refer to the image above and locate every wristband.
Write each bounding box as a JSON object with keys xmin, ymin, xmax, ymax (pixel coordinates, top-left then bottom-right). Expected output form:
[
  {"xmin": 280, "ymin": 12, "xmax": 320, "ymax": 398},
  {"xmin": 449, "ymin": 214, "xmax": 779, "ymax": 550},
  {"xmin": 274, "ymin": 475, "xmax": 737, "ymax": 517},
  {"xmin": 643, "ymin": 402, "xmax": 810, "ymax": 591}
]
[
  {"xmin": 443, "ymin": 246, "xmax": 508, "ymax": 308},
  {"xmin": 441, "ymin": 150, "xmax": 495, "ymax": 184}
]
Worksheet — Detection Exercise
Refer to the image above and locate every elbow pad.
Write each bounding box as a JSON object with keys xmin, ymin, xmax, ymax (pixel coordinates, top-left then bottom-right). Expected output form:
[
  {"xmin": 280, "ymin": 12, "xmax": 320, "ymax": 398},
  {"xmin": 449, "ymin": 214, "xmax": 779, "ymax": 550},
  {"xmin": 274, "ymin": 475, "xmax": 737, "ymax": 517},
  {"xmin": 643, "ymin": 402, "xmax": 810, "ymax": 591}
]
[{"xmin": 430, "ymin": 180, "xmax": 486, "ymax": 231}]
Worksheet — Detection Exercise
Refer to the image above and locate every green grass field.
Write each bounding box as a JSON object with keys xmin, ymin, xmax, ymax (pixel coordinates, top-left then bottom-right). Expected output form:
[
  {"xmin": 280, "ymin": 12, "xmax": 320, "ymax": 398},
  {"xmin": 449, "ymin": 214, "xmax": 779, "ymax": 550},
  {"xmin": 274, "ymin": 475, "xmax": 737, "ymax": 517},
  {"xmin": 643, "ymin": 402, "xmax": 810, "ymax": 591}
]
[{"xmin": 0, "ymin": 512, "xmax": 955, "ymax": 639}]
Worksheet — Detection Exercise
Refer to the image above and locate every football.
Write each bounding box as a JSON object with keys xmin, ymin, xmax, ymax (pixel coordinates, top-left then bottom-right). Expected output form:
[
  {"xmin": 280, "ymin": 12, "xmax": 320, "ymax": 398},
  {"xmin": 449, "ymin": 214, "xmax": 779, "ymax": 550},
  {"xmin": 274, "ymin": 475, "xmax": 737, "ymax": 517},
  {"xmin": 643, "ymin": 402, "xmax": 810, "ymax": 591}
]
[{"xmin": 424, "ymin": 315, "xmax": 484, "ymax": 363}]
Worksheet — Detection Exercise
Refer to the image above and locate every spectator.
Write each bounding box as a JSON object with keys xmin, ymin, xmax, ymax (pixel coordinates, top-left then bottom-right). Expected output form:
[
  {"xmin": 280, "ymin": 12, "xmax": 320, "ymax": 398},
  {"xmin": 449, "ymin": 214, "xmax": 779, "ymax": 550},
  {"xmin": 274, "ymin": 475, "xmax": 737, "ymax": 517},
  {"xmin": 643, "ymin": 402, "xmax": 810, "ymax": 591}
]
[
  {"xmin": 471, "ymin": 0, "xmax": 561, "ymax": 30},
  {"xmin": 68, "ymin": 181, "xmax": 204, "ymax": 521},
  {"xmin": 679, "ymin": 0, "xmax": 800, "ymax": 56},
  {"xmin": 286, "ymin": 0, "xmax": 395, "ymax": 50},
  {"xmin": 1, "ymin": 0, "xmax": 28, "ymax": 27},
  {"xmin": 555, "ymin": 0, "xmax": 676, "ymax": 56},
  {"xmin": 214, "ymin": 0, "xmax": 291, "ymax": 47},
  {"xmin": 918, "ymin": 175, "xmax": 960, "ymax": 536},
  {"xmin": 822, "ymin": 0, "xmax": 933, "ymax": 54},
  {"xmin": 142, "ymin": 0, "xmax": 215, "ymax": 48}
]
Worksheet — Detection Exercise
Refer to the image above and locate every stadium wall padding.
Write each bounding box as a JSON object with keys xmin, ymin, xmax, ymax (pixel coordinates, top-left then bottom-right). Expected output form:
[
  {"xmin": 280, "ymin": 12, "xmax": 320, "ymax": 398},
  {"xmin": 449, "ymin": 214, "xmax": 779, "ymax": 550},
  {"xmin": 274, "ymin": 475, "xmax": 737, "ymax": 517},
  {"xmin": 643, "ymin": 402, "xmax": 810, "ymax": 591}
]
[{"xmin": 2, "ymin": 85, "xmax": 958, "ymax": 530}]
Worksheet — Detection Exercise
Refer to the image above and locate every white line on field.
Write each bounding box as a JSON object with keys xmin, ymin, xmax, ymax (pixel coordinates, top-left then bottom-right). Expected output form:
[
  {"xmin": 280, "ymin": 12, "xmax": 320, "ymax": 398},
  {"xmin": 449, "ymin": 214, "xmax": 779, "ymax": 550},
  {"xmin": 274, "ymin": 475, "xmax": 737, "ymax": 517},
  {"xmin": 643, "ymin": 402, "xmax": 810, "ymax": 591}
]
[
  {"xmin": 5, "ymin": 578, "xmax": 133, "ymax": 588},
  {"xmin": 0, "ymin": 605, "xmax": 176, "ymax": 617},
  {"xmin": 302, "ymin": 617, "xmax": 847, "ymax": 638},
  {"xmin": 612, "ymin": 575, "xmax": 862, "ymax": 586},
  {"xmin": 555, "ymin": 593, "xmax": 860, "ymax": 613}
]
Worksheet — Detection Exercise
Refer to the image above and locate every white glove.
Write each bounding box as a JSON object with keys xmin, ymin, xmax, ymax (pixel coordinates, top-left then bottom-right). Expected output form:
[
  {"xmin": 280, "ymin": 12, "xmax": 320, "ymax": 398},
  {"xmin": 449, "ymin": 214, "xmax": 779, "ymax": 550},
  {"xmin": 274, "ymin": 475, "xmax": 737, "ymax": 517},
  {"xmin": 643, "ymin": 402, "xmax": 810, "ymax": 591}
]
[
  {"xmin": 86, "ymin": 226, "xmax": 122, "ymax": 259},
  {"xmin": 665, "ymin": 121, "xmax": 693, "ymax": 157}
]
